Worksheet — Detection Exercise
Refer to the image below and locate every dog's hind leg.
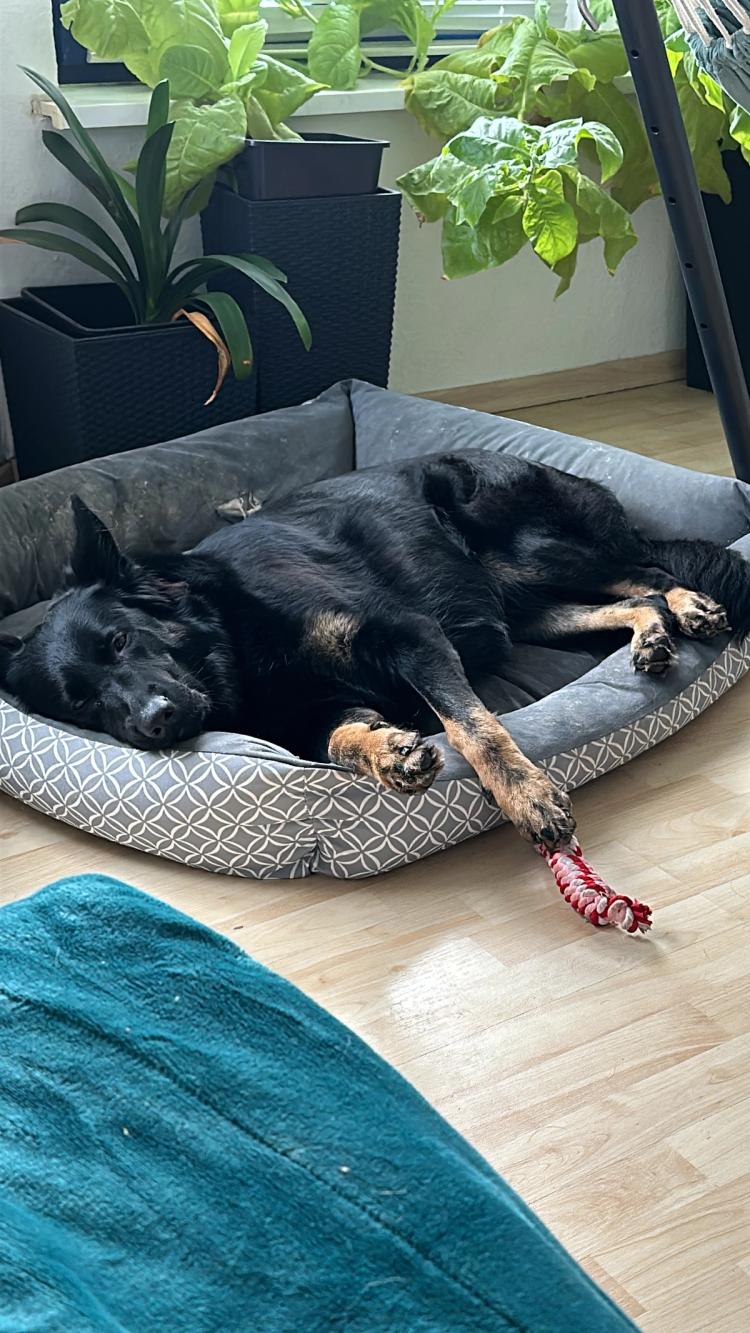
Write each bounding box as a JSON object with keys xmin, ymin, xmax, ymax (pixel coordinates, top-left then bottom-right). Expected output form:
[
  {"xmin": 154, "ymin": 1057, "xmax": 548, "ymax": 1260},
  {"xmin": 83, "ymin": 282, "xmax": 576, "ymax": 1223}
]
[
  {"xmin": 519, "ymin": 598, "xmax": 678, "ymax": 674},
  {"xmin": 605, "ymin": 576, "xmax": 730, "ymax": 641},
  {"xmin": 327, "ymin": 707, "xmax": 443, "ymax": 794}
]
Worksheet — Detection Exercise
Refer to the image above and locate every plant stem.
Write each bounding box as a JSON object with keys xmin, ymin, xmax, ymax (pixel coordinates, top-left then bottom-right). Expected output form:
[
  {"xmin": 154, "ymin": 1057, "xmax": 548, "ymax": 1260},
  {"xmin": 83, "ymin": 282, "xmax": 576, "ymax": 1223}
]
[{"xmin": 362, "ymin": 56, "xmax": 401, "ymax": 78}]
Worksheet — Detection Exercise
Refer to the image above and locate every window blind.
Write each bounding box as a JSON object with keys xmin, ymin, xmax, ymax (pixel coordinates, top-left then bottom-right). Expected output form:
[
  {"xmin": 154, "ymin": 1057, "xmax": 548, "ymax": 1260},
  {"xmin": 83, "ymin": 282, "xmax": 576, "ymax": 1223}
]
[{"xmin": 264, "ymin": 1, "xmax": 570, "ymax": 60}]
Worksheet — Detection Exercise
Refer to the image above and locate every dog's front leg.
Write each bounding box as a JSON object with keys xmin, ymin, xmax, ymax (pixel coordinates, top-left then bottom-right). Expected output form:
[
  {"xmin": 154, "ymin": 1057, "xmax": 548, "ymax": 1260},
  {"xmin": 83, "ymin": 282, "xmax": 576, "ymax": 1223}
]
[{"xmin": 354, "ymin": 616, "xmax": 575, "ymax": 849}]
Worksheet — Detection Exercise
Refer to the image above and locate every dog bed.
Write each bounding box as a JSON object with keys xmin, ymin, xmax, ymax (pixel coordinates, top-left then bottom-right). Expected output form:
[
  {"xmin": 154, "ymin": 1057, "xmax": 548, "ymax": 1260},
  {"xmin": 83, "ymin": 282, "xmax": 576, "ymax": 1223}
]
[{"xmin": 1, "ymin": 380, "xmax": 749, "ymax": 879}]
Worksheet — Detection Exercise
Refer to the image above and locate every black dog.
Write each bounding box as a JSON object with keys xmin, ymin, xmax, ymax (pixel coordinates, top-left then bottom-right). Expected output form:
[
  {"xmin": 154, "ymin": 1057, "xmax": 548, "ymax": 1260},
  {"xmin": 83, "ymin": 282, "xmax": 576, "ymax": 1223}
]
[{"xmin": 2, "ymin": 452, "xmax": 749, "ymax": 849}]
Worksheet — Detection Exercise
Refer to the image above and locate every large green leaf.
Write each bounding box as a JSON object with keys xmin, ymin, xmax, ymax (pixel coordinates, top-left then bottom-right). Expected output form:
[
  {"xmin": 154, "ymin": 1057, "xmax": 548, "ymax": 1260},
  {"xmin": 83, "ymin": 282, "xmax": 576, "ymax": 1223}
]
[
  {"xmin": 60, "ymin": 0, "xmax": 149, "ymax": 58},
  {"xmin": 478, "ymin": 17, "xmax": 525, "ymax": 58},
  {"xmin": 159, "ymin": 42, "xmax": 228, "ymax": 97},
  {"xmin": 729, "ymin": 103, "xmax": 750, "ymax": 163},
  {"xmin": 522, "ymin": 170, "xmax": 577, "ymax": 265},
  {"xmin": 24, "ymin": 70, "xmax": 147, "ymax": 284},
  {"xmin": 135, "ymin": 119, "xmax": 173, "ymax": 300},
  {"xmin": 498, "ymin": 16, "xmax": 594, "ymax": 119},
  {"xmin": 217, "ymin": 0, "xmax": 260, "ymax": 36},
  {"xmin": 541, "ymin": 117, "xmax": 623, "ymax": 182},
  {"xmin": 553, "ymin": 29, "xmax": 628, "ymax": 83},
  {"xmin": 570, "ymin": 171, "xmax": 637, "ymax": 271},
  {"xmin": 308, "ymin": 3, "xmax": 361, "ymax": 89},
  {"xmin": 147, "ymin": 79, "xmax": 171, "ymax": 137},
  {"xmin": 441, "ymin": 198, "xmax": 525, "ymax": 279},
  {"xmin": 358, "ymin": 0, "xmax": 406, "ymax": 36},
  {"xmin": 396, "ymin": 151, "xmax": 468, "ymax": 222},
  {"xmin": 579, "ymin": 82, "xmax": 658, "ymax": 213},
  {"xmin": 165, "ymin": 95, "xmax": 246, "ymax": 214},
  {"xmin": 228, "ymin": 19, "xmax": 266, "ymax": 77},
  {"xmin": 403, "ymin": 69, "xmax": 510, "ymax": 139},
  {"xmin": 168, "ymin": 254, "xmax": 311, "ymax": 348},
  {"xmin": 452, "ymin": 168, "xmax": 497, "ymax": 228},
  {"xmin": 552, "ymin": 245, "xmax": 577, "ymax": 297},
  {"xmin": 64, "ymin": 0, "xmax": 228, "ymax": 88},
  {"xmin": 172, "ymin": 250, "xmax": 286, "ymax": 282},
  {"xmin": 252, "ymin": 57, "xmax": 323, "ymax": 127},
  {"xmin": 14, "ymin": 202, "xmax": 138, "ymax": 291},
  {"xmin": 448, "ymin": 115, "xmax": 539, "ymax": 167},
  {"xmin": 673, "ymin": 62, "xmax": 731, "ymax": 202},
  {"xmin": 427, "ymin": 48, "xmax": 504, "ymax": 79}
]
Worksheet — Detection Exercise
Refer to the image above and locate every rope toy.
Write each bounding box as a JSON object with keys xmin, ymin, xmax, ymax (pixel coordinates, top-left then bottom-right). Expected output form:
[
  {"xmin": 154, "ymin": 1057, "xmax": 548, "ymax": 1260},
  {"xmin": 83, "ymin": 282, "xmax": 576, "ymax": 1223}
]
[{"xmin": 537, "ymin": 838, "xmax": 652, "ymax": 935}]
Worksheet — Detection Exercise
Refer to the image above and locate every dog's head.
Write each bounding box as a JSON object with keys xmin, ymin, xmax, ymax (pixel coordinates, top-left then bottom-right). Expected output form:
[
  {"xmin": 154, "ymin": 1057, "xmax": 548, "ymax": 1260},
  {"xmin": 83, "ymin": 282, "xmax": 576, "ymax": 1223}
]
[{"xmin": 0, "ymin": 498, "xmax": 220, "ymax": 748}]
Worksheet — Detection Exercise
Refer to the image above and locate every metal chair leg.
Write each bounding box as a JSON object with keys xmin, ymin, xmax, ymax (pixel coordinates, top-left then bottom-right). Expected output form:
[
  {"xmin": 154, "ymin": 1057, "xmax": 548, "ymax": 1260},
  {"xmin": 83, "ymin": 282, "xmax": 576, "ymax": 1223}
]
[{"xmin": 611, "ymin": 0, "xmax": 750, "ymax": 482}]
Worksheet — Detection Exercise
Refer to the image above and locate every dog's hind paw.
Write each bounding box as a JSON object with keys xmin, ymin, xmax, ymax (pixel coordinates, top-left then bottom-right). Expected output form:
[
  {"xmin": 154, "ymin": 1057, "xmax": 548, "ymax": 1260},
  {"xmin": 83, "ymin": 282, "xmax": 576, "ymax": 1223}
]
[{"xmin": 666, "ymin": 588, "xmax": 730, "ymax": 640}]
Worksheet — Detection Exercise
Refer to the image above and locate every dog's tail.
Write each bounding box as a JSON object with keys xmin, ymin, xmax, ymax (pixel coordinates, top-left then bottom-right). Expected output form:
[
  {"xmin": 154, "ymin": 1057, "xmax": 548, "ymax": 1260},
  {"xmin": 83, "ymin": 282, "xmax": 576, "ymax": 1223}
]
[{"xmin": 647, "ymin": 537, "xmax": 750, "ymax": 640}]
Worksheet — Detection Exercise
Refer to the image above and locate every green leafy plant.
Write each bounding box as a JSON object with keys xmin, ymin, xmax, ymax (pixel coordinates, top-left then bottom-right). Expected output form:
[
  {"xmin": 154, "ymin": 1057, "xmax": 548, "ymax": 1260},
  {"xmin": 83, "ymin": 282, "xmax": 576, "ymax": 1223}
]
[
  {"xmin": 398, "ymin": 0, "xmax": 750, "ymax": 288},
  {"xmin": 0, "ymin": 72, "xmax": 311, "ymax": 402},
  {"xmin": 277, "ymin": 0, "xmax": 457, "ymax": 89},
  {"xmin": 399, "ymin": 113, "xmax": 635, "ymax": 290},
  {"xmin": 60, "ymin": 0, "xmax": 324, "ymax": 210}
]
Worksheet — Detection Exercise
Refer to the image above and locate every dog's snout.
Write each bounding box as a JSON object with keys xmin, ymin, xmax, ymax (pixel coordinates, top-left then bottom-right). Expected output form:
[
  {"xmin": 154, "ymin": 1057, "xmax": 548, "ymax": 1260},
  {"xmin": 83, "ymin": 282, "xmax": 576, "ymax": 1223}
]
[{"xmin": 133, "ymin": 696, "xmax": 175, "ymax": 741}]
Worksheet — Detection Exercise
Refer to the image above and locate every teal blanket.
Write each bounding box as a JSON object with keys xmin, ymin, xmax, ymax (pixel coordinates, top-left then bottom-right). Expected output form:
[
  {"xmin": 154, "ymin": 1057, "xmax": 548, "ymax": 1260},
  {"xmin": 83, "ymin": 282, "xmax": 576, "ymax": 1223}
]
[{"xmin": 0, "ymin": 876, "xmax": 638, "ymax": 1332}]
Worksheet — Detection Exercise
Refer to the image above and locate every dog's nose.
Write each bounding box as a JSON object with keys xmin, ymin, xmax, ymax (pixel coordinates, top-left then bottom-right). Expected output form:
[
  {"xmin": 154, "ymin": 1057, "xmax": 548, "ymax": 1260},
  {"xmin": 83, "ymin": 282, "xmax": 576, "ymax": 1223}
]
[{"xmin": 133, "ymin": 696, "xmax": 175, "ymax": 741}]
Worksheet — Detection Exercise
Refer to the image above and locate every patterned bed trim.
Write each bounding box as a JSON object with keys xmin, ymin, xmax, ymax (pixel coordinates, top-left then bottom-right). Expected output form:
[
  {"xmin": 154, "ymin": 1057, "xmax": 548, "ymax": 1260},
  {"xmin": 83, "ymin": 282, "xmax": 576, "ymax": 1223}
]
[{"xmin": 1, "ymin": 639, "xmax": 749, "ymax": 880}]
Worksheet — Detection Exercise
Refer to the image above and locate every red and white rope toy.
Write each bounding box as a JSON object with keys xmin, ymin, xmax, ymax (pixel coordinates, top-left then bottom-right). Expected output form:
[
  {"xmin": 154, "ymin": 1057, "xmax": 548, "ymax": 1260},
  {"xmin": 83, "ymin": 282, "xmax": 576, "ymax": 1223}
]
[{"xmin": 537, "ymin": 837, "xmax": 652, "ymax": 935}]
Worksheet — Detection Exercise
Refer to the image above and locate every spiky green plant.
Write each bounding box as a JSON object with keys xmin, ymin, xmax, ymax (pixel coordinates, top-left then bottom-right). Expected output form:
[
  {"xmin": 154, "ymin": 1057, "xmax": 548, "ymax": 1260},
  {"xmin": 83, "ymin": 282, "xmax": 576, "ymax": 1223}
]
[{"xmin": 0, "ymin": 71, "xmax": 311, "ymax": 401}]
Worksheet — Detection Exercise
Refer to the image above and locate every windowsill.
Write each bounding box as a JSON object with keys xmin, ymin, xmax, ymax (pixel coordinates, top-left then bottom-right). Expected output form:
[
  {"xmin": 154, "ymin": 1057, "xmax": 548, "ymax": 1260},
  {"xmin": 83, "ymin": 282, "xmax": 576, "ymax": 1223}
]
[
  {"xmin": 31, "ymin": 75, "xmax": 406, "ymax": 130},
  {"xmin": 32, "ymin": 72, "xmax": 635, "ymax": 130}
]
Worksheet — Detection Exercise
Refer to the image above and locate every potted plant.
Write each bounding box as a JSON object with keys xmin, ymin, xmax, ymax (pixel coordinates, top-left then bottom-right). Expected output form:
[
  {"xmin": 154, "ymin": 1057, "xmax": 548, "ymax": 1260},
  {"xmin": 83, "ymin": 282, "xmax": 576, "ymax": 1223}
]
[
  {"xmin": 395, "ymin": 1, "xmax": 750, "ymax": 295},
  {"xmin": 59, "ymin": 0, "xmax": 394, "ymax": 200},
  {"xmin": 0, "ymin": 72, "xmax": 310, "ymax": 479},
  {"xmin": 58, "ymin": 0, "xmax": 403, "ymax": 411}
]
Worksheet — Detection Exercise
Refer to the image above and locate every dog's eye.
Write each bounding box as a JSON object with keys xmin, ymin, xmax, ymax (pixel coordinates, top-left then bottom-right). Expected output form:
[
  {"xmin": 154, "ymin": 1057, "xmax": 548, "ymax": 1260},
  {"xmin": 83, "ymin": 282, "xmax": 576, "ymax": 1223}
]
[
  {"xmin": 72, "ymin": 698, "xmax": 89, "ymax": 713},
  {"xmin": 112, "ymin": 631, "xmax": 129, "ymax": 655}
]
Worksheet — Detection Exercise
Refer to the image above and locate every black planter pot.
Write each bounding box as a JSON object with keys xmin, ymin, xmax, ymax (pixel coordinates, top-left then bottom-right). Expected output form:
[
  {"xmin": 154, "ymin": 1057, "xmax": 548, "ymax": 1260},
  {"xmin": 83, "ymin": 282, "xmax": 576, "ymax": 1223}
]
[
  {"xmin": 201, "ymin": 186, "xmax": 400, "ymax": 414},
  {"xmin": 228, "ymin": 132, "xmax": 388, "ymax": 200},
  {"xmin": 0, "ymin": 284, "xmax": 258, "ymax": 479},
  {"xmin": 686, "ymin": 150, "xmax": 750, "ymax": 393}
]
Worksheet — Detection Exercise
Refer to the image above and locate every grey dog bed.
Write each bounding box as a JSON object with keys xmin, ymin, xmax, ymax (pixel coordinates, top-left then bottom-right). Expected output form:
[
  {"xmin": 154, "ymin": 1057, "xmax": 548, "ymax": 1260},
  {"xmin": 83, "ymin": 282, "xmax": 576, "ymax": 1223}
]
[{"xmin": 1, "ymin": 380, "xmax": 749, "ymax": 879}]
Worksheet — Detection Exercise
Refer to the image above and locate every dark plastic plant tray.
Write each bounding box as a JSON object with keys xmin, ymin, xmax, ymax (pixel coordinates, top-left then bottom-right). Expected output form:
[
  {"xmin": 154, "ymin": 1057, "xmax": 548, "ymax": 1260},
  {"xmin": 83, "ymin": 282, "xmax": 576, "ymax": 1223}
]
[
  {"xmin": 21, "ymin": 283, "xmax": 174, "ymax": 336},
  {"xmin": 229, "ymin": 132, "xmax": 389, "ymax": 201}
]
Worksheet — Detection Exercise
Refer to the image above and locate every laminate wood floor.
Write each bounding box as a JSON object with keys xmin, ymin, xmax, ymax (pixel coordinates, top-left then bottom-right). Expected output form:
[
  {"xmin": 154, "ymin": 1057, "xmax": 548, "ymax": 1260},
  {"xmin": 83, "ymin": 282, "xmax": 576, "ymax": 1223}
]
[{"xmin": 2, "ymin": 381, "xmax": 748, "ymax": 1331}]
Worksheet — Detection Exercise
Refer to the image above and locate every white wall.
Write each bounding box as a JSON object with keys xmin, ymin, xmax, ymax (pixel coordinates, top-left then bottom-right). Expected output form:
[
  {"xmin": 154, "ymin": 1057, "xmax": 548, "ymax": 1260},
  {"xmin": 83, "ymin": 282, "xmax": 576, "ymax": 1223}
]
[
  {"xmin": 0, "ymin": 0, "xmax": 684, "ymax": 422},
  {"xmin": 302, "ymin": 108, "xmax": 685, "ymax": 394}
]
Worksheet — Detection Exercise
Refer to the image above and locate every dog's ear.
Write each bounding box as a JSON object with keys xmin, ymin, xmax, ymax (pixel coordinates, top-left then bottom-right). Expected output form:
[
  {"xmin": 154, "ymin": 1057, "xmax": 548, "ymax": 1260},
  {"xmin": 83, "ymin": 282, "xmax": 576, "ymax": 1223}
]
[
  {"xmin": 0, "ymin": 634, "xmax": 24, "ymax": 687},
  {"xmin": 69, "ymin": 496, "xmax": 129, "ymax": 586}
]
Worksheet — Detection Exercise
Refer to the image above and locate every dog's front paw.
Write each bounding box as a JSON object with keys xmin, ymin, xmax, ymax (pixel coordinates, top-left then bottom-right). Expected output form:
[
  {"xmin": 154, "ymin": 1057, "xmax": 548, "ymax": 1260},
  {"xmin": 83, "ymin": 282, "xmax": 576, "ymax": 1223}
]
[
  {"xmin": 667, "ymin": 588, "xmax": 730, "ymax": 639},
  {"xmin": 631, "ymin": 626, "xmax": 676, "ymax": 674},
  {"xmin": 493, "ymin": 767, "xmax": 576, "ymax": 850},
  {"xmin": 370, "ymin": 727, "xmax": 444, "ymax": 793}
]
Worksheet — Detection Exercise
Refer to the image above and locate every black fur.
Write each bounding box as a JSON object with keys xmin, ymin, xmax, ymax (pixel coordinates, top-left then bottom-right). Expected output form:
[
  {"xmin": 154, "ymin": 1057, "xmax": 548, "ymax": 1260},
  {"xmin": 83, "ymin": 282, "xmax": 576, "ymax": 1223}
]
[{"xmin": 1, "ymin": 451, "xmax": 748, "ymax": 760}]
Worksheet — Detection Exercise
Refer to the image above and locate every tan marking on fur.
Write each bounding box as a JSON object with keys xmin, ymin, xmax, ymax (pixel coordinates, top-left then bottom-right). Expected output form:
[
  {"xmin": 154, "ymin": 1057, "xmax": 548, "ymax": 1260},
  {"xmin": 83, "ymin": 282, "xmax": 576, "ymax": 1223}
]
[
  {"xmin": 606, "ymin": 578, "xmax": 659, "ymax": 599},
  {"xmin": 442, "ymin": 705, "xmax": 574, "ymax": 845},
  {"xmin": 328, "ymin": 721, "xmax": 384, "ymax": 779},
  {"xmin": 535, "ymin": 602, "xmax": 666, "ymax": 639},
  {"xmin": 482, "ymin": 553, "xmax": 547, "ymax": 583},
  {"xmin": 303, "ymin": 611, "xmax": 358, "ymax": 662}
]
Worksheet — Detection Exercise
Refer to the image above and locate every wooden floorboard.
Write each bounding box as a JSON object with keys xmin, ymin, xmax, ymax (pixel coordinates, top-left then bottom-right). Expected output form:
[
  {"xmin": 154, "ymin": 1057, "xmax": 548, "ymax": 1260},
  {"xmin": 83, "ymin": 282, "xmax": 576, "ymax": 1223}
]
[{"xmin": 1, "ymin": 382, "xmax": 748, "ymax": 1331}]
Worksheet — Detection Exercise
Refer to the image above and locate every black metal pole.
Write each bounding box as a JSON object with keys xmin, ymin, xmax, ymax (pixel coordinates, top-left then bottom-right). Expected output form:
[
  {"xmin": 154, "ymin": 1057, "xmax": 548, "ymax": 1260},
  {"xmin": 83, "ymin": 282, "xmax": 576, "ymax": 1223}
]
[{"xmin": 610, "ymin": 0, "xmax": 750, "ymax": 483}]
